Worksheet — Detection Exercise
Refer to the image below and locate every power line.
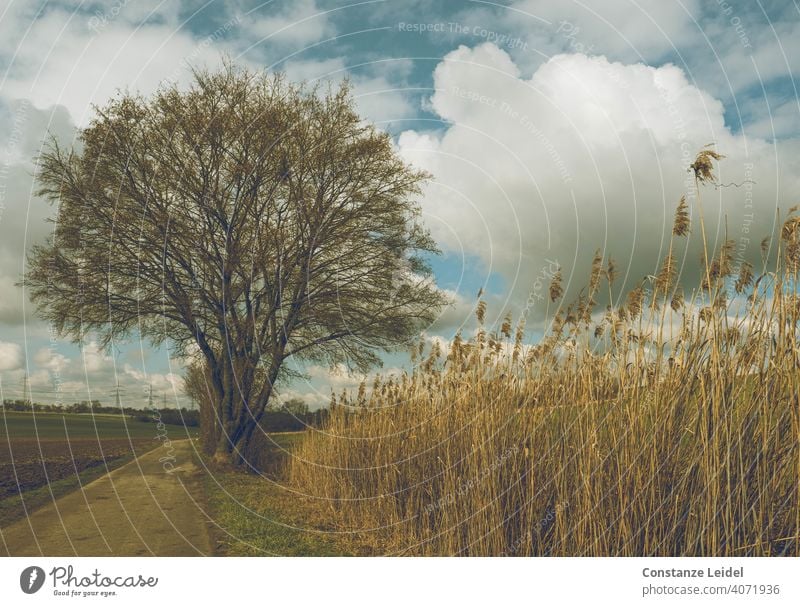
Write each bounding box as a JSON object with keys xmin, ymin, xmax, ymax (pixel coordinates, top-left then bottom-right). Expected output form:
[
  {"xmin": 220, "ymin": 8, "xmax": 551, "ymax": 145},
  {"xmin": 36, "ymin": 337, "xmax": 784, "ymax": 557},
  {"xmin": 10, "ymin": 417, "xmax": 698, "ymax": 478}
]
[
  {"xmin": 21, "ymin": 373, "xmax": 31, "ymax": 406},
  {"xmin": 111, "ymin": 380, "xmax": 125, "ymax": 408}
]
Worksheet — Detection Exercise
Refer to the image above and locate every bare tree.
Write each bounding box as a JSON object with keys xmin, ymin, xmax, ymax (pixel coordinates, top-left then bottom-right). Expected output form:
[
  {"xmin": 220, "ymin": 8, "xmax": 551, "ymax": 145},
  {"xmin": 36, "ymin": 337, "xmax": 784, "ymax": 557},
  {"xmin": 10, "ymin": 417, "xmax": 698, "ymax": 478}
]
[{"xmin": 25, "ymin": 64, "xmax": 445, "ymax": 464}]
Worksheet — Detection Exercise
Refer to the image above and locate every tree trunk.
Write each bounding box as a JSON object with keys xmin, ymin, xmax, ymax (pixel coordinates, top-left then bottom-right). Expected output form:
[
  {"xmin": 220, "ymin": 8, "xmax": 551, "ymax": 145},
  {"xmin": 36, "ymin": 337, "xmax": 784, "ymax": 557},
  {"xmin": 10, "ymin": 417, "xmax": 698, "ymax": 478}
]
[
  {"xmin": 212, "ymin": 438, "xmax": 232, "ymax": 465},
  {"xmin": 234, "ymin": 359, "xmax": 283, "ymax": 465},
  {"xmin": 206, "ymin": 353, "xmax": 282, "ymax": 467},
  {"xmin": 211, "ymin": 401, "xmax": 249, "ymax": 466},
  {"xmin": 238, "ymin": 417, "xmax": 260, "ymax": 463}
]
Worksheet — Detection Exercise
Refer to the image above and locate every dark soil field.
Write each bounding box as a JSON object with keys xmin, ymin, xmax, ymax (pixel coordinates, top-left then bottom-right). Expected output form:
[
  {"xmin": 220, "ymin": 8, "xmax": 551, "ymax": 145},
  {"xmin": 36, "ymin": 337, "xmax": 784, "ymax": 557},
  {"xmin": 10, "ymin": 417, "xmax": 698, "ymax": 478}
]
[{"xmin": 0, "ymin": 410, "xmax": 197, "ymax": 526}]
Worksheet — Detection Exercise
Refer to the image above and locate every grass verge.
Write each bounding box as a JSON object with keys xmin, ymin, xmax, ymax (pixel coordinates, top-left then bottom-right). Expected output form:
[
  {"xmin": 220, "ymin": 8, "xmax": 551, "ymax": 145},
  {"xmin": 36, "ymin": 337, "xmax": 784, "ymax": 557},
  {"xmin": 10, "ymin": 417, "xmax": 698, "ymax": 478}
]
[{"xmin": 201, "ymin": 432, "xmax": 373, "ymax": 556}]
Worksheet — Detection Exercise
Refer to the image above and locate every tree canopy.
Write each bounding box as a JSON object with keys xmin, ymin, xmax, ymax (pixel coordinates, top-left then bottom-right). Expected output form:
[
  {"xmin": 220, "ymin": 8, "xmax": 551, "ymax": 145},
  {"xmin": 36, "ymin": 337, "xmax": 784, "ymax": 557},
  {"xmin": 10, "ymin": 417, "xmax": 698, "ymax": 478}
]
[{"xmin": 26, "ymin": 64, "xmax": 446, "ymax": 463}]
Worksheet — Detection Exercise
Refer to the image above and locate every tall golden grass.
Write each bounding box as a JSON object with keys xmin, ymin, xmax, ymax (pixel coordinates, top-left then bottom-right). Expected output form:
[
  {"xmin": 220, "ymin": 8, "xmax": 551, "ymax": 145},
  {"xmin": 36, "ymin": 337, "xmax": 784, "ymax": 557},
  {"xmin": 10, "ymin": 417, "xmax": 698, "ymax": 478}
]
[{"xmin": 288, "ymin": 152, "xmax": 800, "ymax": 556}]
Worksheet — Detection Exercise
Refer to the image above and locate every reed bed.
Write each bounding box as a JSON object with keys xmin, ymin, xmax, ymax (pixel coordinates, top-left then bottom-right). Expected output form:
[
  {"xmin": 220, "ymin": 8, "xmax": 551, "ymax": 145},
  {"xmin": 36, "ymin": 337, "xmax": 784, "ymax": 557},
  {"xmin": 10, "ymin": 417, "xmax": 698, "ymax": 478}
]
[{"xmin": 288, "ymin": 154, "xmax": 800, "ymax": 556}]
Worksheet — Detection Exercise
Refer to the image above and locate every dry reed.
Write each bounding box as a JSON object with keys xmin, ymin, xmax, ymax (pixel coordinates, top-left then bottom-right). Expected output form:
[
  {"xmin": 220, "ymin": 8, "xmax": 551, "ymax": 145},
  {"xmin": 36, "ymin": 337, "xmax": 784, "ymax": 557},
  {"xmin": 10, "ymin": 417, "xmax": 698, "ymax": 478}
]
[{"xmin": 287, "ymin": 153, "xmax": 800, "ymax": 556}]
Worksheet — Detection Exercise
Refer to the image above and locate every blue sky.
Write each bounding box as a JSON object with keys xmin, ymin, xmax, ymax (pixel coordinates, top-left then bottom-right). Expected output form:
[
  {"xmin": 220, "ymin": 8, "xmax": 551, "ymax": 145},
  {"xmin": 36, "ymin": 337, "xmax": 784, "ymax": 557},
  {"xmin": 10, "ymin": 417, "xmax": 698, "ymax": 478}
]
[{"xmin": 0, "ymin": 0, "xmax": 798, "ymax": 408}]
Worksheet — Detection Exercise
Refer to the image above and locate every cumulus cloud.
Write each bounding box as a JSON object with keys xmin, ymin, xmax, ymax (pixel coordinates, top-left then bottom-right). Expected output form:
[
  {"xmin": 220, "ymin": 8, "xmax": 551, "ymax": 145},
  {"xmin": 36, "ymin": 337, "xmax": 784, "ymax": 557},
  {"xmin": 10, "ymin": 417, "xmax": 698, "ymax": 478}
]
[
  {"xmin": 0, "ymin": 341, "xmax": 23, "ymax": 371},
  {"xmin": 1, "ymin": 16, "xmax": 233, "ymax": 126},
  {"xmin": 282, "ymin": 56, "xmax": 417, "ymax": 124},
  {"xmin": 429, "ymin": 288, "xmax": 486, "ymax": 335},
  {"xmin": 507, "ymin": 0, "xmax": 701, "ymax": 62},
  {"xmin": 33, "ymin": 347, "xmax": 69, "ymax": 373},
  {"xmin": 123, "ymin": 364, "xmax": 183, "ymax": 394},
  {"xmin": 687, "ymin": 12, "xmax": 800, "ymax": 98},
  {"xmin": 0, "ymin": 340, "xmax": 189, "ymax": 406},
  {"xmin": 398, "ymin": 44, "xmax": 800, "ymax": 327},
  {"xmin": 446, "ymin": 1, "xmax": 797, "ymax": 140},
  {"xmin": 280, "ymin": 362, "xmax": 408, "ymax": 409},
  {"xmin": 239, "ymin": 0, "xmax": 335, "ymax": 47}
]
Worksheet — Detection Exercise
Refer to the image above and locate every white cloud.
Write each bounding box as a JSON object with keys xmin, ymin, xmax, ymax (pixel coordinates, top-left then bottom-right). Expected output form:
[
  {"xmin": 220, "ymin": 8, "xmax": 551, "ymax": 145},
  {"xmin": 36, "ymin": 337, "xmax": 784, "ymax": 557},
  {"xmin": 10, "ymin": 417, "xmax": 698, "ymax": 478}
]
[
  {"xmin": 500, "ymin": 0, "xmax": 700, "ymax": 63},
  {"xmin": 0, "ymin": 341, "xmax": 23, "ymax": 371},
  {"xmin": 430, "ymin": 288, "xmax": 481, "ymax": 334},
  {"xmin": 746, "ymin": 99, "xmax": 800, "ymax": 140},
  {"xmin": 0, "ymin": 101, "xmax": 76, "ymax": 328},
  {"xmin": 282, "ymin": 362, "xmax": 408, "ymax": 409},
  {"xmin": 78, "ymin": 341, "xmax": 113, "ymax": 373},
  {"xmin": 239, "ymin": 0, "xmax": 335, "ymax": 48},
  {"xmin": 0, "ymin": 341, "xmax": 189, "ymax": 406},
  {"xmin": 307, "ymin": 363, "xmax": 367, "ymax": 390},
  {"xmin": 352, "ymin": 74, "xmax": 417, "ymax": 123},
  {"xmin": 690, "ymin": 15, "xmax": 800, "ymax": 97},
  {"xmin": 398, "ymin": 44, "xmax": 800, "ymax": 320},
  {"xmin": 273, "ymin": 386, "xmax": 327, "ymax": 409},
  {"xmin": 123, "ymin": 363, "xmax": 183, "ymax": 394},
  {"xmin": 452, "ymin": 1, "xmax": 798, "ymax": 135},
  {"xmin": 2, "ymin": 17, "xmax": 233, "ymax": 126},
  {"xmin": 33, "ymin": 347, "xmax": 69, "ymax": 372},
  {"xmin": 282, "ymin": 56, "xmax": 417, "ymax": 124},
  {"xmin": 2, "ymin": 2, "xmax": 796, "ymax": 404}
]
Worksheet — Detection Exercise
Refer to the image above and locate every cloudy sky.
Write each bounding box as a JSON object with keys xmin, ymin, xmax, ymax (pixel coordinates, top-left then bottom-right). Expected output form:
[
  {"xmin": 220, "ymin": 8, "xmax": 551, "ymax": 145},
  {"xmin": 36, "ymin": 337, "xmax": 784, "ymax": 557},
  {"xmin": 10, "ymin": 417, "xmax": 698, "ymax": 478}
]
[{"xmin": 0, "ymin": 0, "xmax": 798, "ymax": 408}]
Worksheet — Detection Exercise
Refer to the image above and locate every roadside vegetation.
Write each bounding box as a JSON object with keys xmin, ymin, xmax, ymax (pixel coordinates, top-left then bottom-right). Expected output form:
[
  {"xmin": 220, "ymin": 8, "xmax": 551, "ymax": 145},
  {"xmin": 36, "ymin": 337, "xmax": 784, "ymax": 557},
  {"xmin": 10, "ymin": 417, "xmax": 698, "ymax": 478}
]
[
  {"xmin": 287, "ymin": 152, "xmax": 800, "ymax": 556},
  {"xmin": 201, "ymin": 432, "xmax": 372, "ymax": 556}
]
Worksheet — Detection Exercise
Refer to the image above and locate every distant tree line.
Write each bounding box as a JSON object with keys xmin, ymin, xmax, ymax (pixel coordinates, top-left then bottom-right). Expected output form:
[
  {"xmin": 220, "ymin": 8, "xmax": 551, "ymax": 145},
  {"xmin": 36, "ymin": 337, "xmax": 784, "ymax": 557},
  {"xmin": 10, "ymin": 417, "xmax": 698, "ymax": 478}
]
[
  {"xmin": 130, "ymin": 407, "xmax": 200, "ymax": 427},
  {"xmin": 1, "ymin": 399, "xmax": 200, "ymax": 427},
  {"xmin": 0, "ymin": 398, "xmax": 331, "ymax": 434},
  {"xmin": 261, "ymin": 402, "xmax": 329, "ymax": 433}
]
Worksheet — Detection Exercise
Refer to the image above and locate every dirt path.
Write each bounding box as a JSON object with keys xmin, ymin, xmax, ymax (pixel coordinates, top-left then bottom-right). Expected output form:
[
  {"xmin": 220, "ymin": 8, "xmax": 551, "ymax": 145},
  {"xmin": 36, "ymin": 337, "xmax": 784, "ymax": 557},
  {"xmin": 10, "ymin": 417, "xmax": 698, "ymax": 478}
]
[{"xmin": 0, "ymin": 439, "xmax": 212, "ymax": 556}]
